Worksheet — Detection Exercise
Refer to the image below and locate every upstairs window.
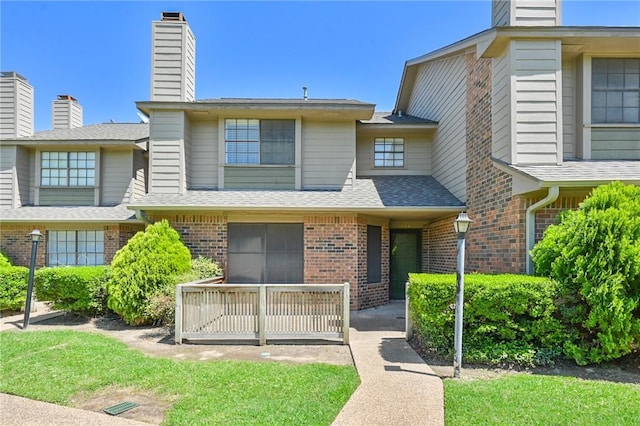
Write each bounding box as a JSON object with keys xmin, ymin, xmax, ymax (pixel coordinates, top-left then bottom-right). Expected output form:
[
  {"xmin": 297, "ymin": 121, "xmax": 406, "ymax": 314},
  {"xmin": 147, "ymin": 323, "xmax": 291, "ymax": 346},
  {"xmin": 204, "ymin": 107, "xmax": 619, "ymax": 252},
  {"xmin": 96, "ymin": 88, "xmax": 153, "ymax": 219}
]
[
  {"xmin": 225, "ymin": 119, "xmax": 295, "ymax": 165},
  {"xmin": 592, "ymin": 58, "xmax": 640, "ymax": 124},
  {"xmin": 41, "ymin": 152, "xmax": 96, "ymax": 186},
  {"xmin": 48, "ymin": 230, "xmax": 104, "ymax": 266},
  {"xmin": 374, "ymin": 138, "xmax": 404, "ymax": 167}
]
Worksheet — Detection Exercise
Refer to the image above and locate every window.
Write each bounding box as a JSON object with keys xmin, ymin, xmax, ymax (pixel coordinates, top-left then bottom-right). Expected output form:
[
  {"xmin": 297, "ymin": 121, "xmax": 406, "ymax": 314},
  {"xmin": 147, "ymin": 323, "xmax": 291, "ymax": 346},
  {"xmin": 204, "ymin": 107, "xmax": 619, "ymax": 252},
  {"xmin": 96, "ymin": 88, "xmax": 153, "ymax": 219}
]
[
  {"xmin": 367, "ymin": 225, "xmax": 382, "ymax": 284},
  {"xmin": 41, "ymin": 152, "xmax": 96, "ymax": 186},
  {"xmin": 48, "ymin": 230, "xmax": 104, "ymax": 266},
  {"xmin": 225, "ymin": 119, "xmax": 295, "ymax": 165},
  {"xmin": 374, "ymin": 138, "xmax": 404, "ymax": 167},
  {"xmin": 227, "ymin": 224, "xmax": 303, "ymax": 283},
  {"xmin": 592, "ymin": 58, "xmax": 640, "ymax": 124}
]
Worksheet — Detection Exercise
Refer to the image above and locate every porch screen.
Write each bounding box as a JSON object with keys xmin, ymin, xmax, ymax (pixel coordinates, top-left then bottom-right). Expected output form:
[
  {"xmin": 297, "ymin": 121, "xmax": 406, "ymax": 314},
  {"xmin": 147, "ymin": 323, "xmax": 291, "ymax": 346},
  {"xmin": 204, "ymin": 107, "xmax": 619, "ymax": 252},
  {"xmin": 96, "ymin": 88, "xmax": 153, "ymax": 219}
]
[{"xmin": 228, "ymin": 223, "xmax": 303, "ymax": 284}]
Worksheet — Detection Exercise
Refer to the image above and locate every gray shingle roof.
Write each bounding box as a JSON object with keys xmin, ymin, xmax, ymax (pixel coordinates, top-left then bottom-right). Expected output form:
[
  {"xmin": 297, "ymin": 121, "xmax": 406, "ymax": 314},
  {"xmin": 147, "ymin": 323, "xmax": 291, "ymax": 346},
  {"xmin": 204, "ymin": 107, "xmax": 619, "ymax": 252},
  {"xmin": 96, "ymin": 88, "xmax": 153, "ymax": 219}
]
[
  {"xmin": 511, "ymin": 160, "xmax": 640, "ymax": 184},
  {"xmin": 359, "ymin": 112, "xmax": 437, "ymax": 125},
  {"xmin": 4, "ymin": 123, "xmax": 149, "ymax": 141},
  {"xmin": 196, "ymin": 98, "xmax": 373, "ymax": 106},
  {"xmin": 129, "ymin": 176, "xmax": 464, "ymax": 210},
  {"xmin": 0, "ymin": 204, "xmax": 140, "ymax": 222}
]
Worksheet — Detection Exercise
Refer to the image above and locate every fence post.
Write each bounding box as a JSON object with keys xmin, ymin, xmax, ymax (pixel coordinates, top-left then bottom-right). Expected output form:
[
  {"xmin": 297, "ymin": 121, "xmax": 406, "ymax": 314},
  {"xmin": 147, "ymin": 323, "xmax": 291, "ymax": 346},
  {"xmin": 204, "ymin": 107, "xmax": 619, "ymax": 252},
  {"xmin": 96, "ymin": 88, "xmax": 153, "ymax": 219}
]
[
  {"xmin": 342, "ymin": 282, "xmax": 350, "ymax": 345},
  {"xmin": 259, "ymin": 285, "xmax": 267, "ymax": 345},
  {"xmin": 405, "ymin": 281, "xmax": 413, "ymax": 341},
  {"xmin": 175, "ymin": 284, "xmax": 183, "ymax": 345}
]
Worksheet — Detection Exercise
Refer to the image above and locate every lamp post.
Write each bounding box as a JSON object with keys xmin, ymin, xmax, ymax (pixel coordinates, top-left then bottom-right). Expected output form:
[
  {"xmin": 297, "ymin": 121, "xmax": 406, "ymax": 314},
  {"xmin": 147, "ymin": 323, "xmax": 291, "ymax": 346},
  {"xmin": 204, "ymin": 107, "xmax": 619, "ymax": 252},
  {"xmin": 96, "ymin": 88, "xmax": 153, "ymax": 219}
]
[
  {"xmin": 453, "ymin": 212, "xmax": 471, "ymax": 378},
  {"xmin": 23, "ymin": 229, "xmax": 42, "ymax": 330}
]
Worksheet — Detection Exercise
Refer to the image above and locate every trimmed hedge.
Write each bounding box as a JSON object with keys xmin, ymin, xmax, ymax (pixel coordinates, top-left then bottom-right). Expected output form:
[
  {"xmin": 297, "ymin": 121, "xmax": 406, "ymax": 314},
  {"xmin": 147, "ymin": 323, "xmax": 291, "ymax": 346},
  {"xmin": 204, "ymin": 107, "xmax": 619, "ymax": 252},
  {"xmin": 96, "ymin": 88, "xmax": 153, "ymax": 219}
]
[
  {"xmin": 408, "ymin": 273, "xmax": 564, "ymax": 367},
  {"xmin": 0, "ymin": 266, "xmax": 29, "ymax": 311},
  {"xmin": 34, "ymin": 266, "xmax": 111, "ymax": 315}
]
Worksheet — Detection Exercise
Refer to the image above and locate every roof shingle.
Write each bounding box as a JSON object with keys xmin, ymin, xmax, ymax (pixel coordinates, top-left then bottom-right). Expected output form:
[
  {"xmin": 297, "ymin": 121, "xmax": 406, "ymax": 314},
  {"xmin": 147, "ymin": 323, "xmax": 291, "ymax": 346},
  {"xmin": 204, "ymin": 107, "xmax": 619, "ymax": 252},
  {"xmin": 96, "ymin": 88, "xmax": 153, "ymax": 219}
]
[{"xmin": 4, "ymin": 123, "xmax": 149, "ymax": 141}]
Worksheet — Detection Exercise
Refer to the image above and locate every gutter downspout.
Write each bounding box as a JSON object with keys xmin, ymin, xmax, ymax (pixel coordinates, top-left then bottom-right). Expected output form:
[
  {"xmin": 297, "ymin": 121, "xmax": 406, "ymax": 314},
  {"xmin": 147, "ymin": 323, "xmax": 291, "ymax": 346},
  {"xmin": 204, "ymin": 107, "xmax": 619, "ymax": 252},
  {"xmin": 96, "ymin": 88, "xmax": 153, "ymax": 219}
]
[
  {"xmin": 135, "ymin": 209, "xmax": 154, "ymax": 225},
  {"xmin": 525, "ymin": 186, "xmax": 559, "ymax": 275}
]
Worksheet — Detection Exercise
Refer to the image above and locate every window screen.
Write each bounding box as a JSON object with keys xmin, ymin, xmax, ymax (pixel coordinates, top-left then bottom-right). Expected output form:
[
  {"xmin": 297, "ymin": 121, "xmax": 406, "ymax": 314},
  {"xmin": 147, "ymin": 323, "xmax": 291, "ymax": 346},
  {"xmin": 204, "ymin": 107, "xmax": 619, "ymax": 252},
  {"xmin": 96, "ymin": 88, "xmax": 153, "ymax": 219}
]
[
  {"xmin": 374, "ymin": 138, "xmax": 404, "ymax": 167},
  {"xmin": 592, "ymin": 58, "xmax": 640, "ymax": 124},
  {"xmin": 367, "ymin": 225, "xmax": 382, "ymax": 283},
  {"xmin": 225, "ymin": 119, "xmax": 295, "ymax": 165},
  {"xmin": 48, "ymin": 230, "xmax": 104, "ymax": 266}
]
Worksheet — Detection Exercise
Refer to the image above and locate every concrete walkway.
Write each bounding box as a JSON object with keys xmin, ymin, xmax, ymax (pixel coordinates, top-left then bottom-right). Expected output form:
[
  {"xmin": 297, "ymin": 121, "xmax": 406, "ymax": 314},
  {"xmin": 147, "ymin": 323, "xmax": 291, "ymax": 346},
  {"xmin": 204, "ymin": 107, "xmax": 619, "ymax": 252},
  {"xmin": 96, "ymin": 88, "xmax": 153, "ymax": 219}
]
[{"xmin": 333, "ymin": 300, "xmax": 444, "ymax": 425}]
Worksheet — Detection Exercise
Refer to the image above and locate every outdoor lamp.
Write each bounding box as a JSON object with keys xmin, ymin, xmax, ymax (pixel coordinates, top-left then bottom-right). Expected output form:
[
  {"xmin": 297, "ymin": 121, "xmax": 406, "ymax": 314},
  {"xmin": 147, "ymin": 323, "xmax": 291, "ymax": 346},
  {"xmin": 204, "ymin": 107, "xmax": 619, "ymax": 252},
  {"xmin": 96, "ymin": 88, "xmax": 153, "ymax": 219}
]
[
  {"xmin": 453, "ymin": 212, "xmax": 471, "ymax": 378},
  {"xmin": 23, "ymin": 229, "xmax": 42, "ymax": 330}
]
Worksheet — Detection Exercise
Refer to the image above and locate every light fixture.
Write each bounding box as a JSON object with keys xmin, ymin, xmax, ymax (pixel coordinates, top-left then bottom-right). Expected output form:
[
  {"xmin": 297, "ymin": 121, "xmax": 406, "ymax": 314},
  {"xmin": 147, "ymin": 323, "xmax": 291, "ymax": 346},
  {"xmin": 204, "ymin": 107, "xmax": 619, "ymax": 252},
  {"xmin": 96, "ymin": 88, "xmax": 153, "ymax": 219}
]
[
  {"xmin": 453, "ymin": 212, "xmax": 472, "ymax": 234},
  {"xmin": 30, "ymin": 229, "xmax": 42, "ymax": 242},
  {"xmin": 453, "ymin": 212, "xmax": 471, "ymax": 378}
]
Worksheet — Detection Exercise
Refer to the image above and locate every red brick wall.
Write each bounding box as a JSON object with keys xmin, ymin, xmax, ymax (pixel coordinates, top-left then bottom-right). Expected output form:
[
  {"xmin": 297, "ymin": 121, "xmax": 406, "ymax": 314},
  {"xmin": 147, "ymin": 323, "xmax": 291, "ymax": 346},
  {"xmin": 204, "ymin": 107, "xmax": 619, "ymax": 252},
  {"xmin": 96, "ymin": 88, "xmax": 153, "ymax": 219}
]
[
  {"xmin": 355, "ymin": 219, "xmax": 389, "ymax": 310},
  {"xmin": 424, "ymin": 216, "xmax": 458, "ymax": 273}
]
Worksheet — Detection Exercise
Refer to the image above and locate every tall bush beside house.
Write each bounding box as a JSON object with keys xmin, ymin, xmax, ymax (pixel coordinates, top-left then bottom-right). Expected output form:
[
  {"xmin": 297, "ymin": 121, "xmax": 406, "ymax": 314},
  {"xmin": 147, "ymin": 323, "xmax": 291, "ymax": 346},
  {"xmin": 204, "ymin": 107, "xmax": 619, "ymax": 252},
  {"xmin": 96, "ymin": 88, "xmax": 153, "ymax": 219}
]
[
  {"xmin": 107, "ymin": 220, "xmax": 192, "ymax": 325},
  {"xmin": 35, "ymin": 266, "xmax": 110, "ymax": 315},
  {"xmin": 408, "ymin": 273, "xmax": 564, "ymax": 367},
  {"xmin": 0, "ymin": 252, "xmax": 12, "ymax": 268},
  {"xmin": 532, "ymin": 182, "xmax": 640, "ymax": 365},
  {"xmin": 0, "ymin": 266, "xmax": 29, "ymax": 311}
]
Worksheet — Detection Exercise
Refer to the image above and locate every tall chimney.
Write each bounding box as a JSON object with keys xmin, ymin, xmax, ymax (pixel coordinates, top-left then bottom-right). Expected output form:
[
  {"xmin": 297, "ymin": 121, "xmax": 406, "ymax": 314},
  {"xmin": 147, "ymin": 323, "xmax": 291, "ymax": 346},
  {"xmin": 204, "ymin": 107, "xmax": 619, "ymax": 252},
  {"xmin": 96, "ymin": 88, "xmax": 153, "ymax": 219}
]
[
  {"xmin": 151, "ymin": 11, "xmax": 196, "ymax": 102},
  {"xmin": 52, "ymin": 94, "xmax": 83, "ymax": 129},
  {"xmin": 492, "ymin": 0, "xmax": 561, "ymax": 27},
  {"xmin": 0, "ymin": 71, "xmax": 34, "ymax": 138}
]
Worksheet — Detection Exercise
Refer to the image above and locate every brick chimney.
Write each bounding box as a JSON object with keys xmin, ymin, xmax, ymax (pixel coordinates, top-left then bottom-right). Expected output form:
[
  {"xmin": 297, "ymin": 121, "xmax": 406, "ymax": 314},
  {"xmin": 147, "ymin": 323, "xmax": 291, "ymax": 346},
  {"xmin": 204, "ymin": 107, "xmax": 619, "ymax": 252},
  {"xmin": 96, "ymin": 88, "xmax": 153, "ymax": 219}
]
[
  {"xmin": 0, "ymin": 71, "xmax": 34, "ymax": 138},
  {"xmin": 151, "ymin": 11, "xmax": 196, "ymax": 102},
  {"xmin": 52, "ymin": 94, "xmax": 83, "ymax": 129},
  {"xmin": 492, "ymin": 0, "xmax": 561, "ymax": 27}
]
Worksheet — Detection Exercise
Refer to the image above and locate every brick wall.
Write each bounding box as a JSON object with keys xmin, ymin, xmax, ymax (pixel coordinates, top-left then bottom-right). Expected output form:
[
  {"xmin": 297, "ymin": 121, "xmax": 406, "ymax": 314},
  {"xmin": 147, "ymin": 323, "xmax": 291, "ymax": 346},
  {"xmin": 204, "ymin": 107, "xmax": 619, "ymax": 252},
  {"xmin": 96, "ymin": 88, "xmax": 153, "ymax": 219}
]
[
  {"xmin": 355, "ymin": 219, "xmax": 389, "ymax": 310},
  {"xmin": 424, "ymin": 215, "xmax": 458, "ymax": 272}
]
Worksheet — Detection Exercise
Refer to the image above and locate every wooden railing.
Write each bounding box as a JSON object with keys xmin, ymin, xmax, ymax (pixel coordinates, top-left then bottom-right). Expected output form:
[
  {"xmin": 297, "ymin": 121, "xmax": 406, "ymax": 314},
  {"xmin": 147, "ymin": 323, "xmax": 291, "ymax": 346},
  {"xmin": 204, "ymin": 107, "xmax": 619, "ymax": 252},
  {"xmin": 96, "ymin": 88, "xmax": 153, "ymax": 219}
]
[{"xmin": 175, "ymin": 280, "xmax": 350, "ymax": 345}]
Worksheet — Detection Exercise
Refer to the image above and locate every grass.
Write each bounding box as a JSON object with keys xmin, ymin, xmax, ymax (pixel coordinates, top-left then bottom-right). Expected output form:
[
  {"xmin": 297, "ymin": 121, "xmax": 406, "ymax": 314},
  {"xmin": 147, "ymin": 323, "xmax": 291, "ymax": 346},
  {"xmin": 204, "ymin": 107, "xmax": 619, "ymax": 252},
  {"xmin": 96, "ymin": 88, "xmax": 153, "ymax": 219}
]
[
  {"xmin": 0, "ymin": 330, "xmax": 359, "ymax": 425},
  {"xmin": 444, "ymin": 374, "xmax": 640, "ymax": 425}
]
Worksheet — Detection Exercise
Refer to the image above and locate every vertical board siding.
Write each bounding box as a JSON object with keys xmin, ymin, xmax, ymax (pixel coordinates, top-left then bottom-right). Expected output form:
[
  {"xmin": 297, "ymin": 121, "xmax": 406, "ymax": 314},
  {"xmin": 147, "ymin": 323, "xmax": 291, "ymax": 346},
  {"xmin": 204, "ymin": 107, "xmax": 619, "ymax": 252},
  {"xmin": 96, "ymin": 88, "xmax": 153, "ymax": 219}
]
[
  {"xmin": 132, "ymin": 150, "xmax": 146, "ymax": 200},
  {"xmin": 0, "ymin": 145, "xmax": 16, "ymax": 208},
  {"xmin": 151, "ymin": 22, "xmax": 195, "ymax": 102},
  {"xmin": 407, "ymin": 55, "xmax": 467, "ymax": 202},
  {"xmin": 189, "ymin": 121, "xmax": 218, "ymax": 189},
  {"xmin": 150, "ymin": 110, "xmax": 185, "ymax": 194},
  {"xmin": 492, "ymin": 49, "xmax": 512, "ymax": 163},
  {"xmin": 562, "ymin": 59, "xmax": 576, "ymax": 159},
  {"xmin": 16, "ymin": 146, "xmax": 31, "ymax": 206},
  {"xmin": 591, "ymin": 128, "xmax": 640, "ymax": 160},
  {"xmin": 101, "ymin": 150, "xmax": 132, "ymax": 205},
  {"xmin": 355, "ymin": 134, "xmax": 432, "ymax": 176},
  {"xmin": 514, "ymin": 39, "xmax": 561, "ymax": 164},
  {"xmin": 302, "ymin": 120, "xmax": 355, "ymax": 189}
]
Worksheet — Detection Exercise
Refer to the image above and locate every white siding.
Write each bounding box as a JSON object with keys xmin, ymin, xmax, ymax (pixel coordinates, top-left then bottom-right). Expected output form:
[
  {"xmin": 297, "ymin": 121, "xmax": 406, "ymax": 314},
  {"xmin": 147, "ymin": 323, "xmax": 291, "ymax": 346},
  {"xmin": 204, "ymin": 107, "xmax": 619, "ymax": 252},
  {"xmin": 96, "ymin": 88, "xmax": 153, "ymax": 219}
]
[
  {"xmin": 52, "ymin": 98, "xmax": 83, "ymax": 129},
  {"xmin": 149, "ymin": 110, "xmax": 186, "ymax": 194},
  {"xmin": 132, "ymin": 150, "xmax": 147, "ymax": 200},
  {"xmin": 406, "ymin": 55, "xmax": 467, "ymax": 202},
  {"xmin": 189, "ymin": 121, "xmax": 218, "ymax": 189},
  {"xmin": 492, "ymin": 48, "xmax": 512, "ymax": 163},
  {"xmin": 356, "ymin": 133, "xmax": 432, "ymax": 176},
  {"xmin": 151, "ymin": 21, "xmax": 195, "ymax": 102},
  {"xmin": 101, "ymin": 150, "xmax": 133, "ymax": 205},
  {"xmin": 0, "ymin": 145, "xmax": 16, "ymax": 208},
  {"xmin": 184, "ymin": 116, "xmax": 192, "ymax": 188},
  {"xmin": 493, "ymin": 0, "xmax": 560, "ymax": 27},
  {"xmin": 562, "ymin": 58, "xmax": 576, "ymax": 159},
  {"xmin": 513, "ymin": 39, "xmax": 562, "ymax": 165},
  {"xmin": 15, "ymin": 146, "xmax": 31, "ymax": 206},
  {"xmin": 0, "ymin": 73, "xmax": 33, "ymax": 138},
  {"xmin": 302, "ymin": 120, "xmax": 355, "ymax": 189}
]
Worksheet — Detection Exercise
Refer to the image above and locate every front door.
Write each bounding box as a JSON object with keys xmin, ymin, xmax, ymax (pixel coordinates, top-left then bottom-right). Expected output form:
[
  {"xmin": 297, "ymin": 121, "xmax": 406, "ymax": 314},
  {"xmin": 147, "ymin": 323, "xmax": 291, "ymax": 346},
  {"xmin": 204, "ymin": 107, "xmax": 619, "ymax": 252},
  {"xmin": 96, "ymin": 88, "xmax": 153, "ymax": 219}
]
[{"xmin": 389, "ymin": 230, "xmax": 421, "ymax": 299}]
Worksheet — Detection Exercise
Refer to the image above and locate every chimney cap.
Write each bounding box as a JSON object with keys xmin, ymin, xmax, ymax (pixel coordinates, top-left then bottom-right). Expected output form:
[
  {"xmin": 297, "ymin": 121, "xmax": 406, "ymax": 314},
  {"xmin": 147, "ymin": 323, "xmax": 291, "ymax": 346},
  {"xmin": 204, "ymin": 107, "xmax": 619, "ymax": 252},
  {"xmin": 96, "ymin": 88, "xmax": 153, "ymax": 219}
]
[
  {"xmin": 161, "ymin": 11, "xmax": 186, "ymax": 22},
  {"xmin": 1, "ymin": 71, "xmax": 28, "ymax": 82},
  {"xmin": 56, "ymin": 94, "xmax": 78, "ymax": 102}
]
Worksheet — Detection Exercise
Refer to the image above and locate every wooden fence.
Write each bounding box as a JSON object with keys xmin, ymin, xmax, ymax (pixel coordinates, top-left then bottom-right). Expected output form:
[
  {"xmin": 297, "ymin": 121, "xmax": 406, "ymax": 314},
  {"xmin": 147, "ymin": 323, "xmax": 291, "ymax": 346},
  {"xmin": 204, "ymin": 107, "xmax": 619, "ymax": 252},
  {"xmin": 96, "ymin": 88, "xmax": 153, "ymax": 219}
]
[{"xmin": 175, "ymin": 280, "xmax": 350, "ymax": 345}]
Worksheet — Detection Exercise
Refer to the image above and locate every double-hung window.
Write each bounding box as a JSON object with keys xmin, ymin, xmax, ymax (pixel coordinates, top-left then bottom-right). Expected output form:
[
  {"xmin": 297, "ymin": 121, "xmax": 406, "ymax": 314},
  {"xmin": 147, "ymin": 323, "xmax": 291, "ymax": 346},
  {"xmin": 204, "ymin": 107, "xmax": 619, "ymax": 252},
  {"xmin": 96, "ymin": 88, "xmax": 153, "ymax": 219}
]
[
  {"xmin": 47, "ymin": 230, "xmax": 104, "ymax": 266},
  {"xmin": 374, "ymin": 138, "xmax": 404, "ymax": 167},
  {"xmin": 41, "ymin": 152, "xmax": 96, "ymax": 186},
  {"xmin": 592, "ymin": 58, "xmax": 640, "ymax": 124},
  {"xmin": 225, "ymin": 119, "xmax": 295, "ymax": 165}
]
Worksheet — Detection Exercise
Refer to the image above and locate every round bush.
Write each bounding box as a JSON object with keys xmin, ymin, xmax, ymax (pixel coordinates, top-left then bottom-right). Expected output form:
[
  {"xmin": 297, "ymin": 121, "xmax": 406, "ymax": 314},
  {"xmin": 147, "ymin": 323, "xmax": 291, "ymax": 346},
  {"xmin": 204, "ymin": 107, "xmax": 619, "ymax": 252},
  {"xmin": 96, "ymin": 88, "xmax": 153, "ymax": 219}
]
[
  {"xmin": 532, "ymin": 182, "xmax": 640, "ymax": 365},
  {"xmin": 107, "ymin": 220, "xmax": 191, "ymax": 325}
]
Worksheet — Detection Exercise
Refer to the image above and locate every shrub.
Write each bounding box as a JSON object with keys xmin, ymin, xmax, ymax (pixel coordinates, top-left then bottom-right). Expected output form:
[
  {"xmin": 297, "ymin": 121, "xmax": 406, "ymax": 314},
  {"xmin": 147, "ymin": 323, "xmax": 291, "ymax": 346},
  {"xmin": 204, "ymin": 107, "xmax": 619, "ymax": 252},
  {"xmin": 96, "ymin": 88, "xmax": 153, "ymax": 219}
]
[
  {"xmin": 34, "ymin": 266, "xmax": 110, "ymax": 315},
  {"xmin": 145, "ymin": 256, "xmax": 223, "ymax": 326},
  {"xmin": 532, "ymin": 182, "xmax": 640, "ymax": 365},
  {"xmin": 0, "ymin": 252, "xmax": 13, "ymax": 268},
  {"xmin": 107, "ymin": 220, "xmax": 192, "ymax": 325},
  {"xmin": 408, "ymin": 273, "xmax": 564, "ymax": 367},
  {"xmin": 0, "ymin": 266, "xmax": 29, "ymax": 311}
]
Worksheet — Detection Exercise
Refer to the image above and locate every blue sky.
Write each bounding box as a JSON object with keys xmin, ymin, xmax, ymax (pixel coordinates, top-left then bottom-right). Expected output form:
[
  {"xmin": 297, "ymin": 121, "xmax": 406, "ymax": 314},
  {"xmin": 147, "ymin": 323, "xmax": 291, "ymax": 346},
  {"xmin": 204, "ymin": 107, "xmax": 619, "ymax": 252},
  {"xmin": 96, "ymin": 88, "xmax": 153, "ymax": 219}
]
[{"xmin": 1, "ymin": 1, "xmax": 639, "ymax": 132}]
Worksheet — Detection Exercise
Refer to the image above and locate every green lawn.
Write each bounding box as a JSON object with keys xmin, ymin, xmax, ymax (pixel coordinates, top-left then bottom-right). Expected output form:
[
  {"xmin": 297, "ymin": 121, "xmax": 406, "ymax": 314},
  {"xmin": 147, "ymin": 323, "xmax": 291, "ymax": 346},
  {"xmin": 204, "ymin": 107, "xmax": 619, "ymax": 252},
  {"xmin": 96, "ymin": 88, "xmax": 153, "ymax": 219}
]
[
  {"xmin": 445, "ymin": 374, "xmax": 640, "ymax": 425},
  {"xmin": 0, "ymin": 330, "xmax": 359, "ymax": 425}
]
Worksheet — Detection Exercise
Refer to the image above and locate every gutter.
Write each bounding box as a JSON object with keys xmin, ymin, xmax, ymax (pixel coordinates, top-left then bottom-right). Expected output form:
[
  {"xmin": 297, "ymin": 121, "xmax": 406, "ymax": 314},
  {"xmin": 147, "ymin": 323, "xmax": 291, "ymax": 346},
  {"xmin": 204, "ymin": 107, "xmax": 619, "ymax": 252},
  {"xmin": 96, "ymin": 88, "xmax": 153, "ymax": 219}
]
[
  {"xmin": 135, "ymin": 209, "xmax": 154, "ymax": 225},
  {"xmin": 525, "ymin": 186, "xmax": 559, "ymax": 275}
]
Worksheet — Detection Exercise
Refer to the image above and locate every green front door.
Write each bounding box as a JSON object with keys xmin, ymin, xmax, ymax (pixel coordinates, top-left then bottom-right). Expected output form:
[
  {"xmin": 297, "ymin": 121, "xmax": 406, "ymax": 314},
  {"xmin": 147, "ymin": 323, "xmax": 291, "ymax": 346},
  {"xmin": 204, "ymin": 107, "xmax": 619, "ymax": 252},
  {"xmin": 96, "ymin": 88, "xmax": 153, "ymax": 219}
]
[{"xmin": 389, "ymin": 230, "xmax": 422, "ymax": 299}]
